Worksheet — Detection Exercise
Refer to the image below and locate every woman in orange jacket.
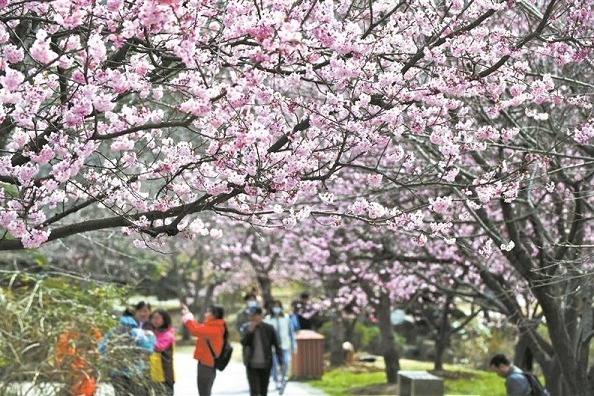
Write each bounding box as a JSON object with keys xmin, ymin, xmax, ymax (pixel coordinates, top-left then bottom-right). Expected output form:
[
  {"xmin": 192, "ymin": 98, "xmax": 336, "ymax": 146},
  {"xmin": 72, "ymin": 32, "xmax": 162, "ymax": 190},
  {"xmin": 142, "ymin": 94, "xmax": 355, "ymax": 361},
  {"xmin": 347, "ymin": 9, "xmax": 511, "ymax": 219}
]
[{"xmin": 181, "ymin": 304, "xmax": 227, "ymax": 396}]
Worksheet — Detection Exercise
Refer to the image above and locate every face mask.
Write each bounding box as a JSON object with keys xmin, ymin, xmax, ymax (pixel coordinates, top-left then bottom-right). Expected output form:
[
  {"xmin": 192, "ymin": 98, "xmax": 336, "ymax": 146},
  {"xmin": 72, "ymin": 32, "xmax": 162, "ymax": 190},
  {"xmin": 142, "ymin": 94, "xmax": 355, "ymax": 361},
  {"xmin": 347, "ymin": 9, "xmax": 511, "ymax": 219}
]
[
  {"xmin": 247, "ymin": 300, "xmax": 258, "ymax": 308},
  {"xmin": 272, "ymin": 307, "xmax": 282, "ymax": 315}
]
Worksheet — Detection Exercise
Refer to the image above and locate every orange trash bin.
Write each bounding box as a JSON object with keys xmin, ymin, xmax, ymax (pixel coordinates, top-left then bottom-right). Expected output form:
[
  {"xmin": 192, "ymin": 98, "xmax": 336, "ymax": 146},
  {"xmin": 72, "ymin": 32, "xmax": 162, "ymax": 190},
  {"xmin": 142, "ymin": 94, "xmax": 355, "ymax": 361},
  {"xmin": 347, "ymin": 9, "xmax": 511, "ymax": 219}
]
[{"xmin": 291, "ymin": 330, "xmax": 324, "ymax": 380}]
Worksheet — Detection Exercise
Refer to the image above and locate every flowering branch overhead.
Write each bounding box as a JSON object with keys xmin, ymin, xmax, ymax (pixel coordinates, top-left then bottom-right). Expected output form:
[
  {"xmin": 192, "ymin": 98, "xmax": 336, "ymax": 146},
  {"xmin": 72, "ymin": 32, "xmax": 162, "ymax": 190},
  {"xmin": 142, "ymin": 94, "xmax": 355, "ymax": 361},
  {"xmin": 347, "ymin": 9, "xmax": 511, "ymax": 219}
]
[{"xmin": 0, "ymin": 0, "xmax": 591, "ymax": 256}]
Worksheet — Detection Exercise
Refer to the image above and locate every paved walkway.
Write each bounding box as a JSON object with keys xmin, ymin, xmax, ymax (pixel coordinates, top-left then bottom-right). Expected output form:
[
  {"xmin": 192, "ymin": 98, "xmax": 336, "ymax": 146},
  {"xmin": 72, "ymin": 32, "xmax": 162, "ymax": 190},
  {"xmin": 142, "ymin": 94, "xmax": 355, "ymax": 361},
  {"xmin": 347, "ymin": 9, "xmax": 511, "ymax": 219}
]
[
  {"xmin": 3, "ymin": 347, "xmax": 326, "ymax": 396},
  {"xmin": 174, "ymin": 347, "xmax": 327, "ymax": 396}
]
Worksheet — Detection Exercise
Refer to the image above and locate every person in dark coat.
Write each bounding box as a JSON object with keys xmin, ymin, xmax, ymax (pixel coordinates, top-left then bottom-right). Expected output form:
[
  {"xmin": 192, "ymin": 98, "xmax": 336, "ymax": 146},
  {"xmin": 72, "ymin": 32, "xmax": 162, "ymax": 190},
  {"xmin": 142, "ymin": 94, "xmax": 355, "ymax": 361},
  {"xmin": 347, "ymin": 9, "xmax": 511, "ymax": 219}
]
[
  {"xmin": 294, "ymin": 292, "xmax": 319, "ymax": 330},
  {"xmin": 235, "ymin": 292, "xmax": 259, "ymax": 335},
  {"xmin": 241, "ymin": 307, "xmax": 284, "ymax": 396}
]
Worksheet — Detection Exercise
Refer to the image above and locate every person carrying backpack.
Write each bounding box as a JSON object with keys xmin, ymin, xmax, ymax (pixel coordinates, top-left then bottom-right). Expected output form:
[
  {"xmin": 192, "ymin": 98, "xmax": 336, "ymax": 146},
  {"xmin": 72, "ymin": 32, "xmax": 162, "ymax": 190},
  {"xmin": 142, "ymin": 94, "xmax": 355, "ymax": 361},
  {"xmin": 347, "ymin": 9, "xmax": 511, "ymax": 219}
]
[
  {"xmin": 181, "ymin": 303, "xmax": 226, "ymax": 396},
  {"xmin": 490, "ymin": 353, "xmax": 548, "ymax": 396}
]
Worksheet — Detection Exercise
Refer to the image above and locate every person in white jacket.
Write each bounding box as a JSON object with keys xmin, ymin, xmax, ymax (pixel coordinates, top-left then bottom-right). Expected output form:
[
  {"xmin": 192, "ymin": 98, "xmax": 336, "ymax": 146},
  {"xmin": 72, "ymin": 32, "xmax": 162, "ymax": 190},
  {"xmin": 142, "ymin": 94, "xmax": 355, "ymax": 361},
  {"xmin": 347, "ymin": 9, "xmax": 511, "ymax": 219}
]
[{"xmin": 264, "ymin": 300, "xmax": 297, "ymax": 391}]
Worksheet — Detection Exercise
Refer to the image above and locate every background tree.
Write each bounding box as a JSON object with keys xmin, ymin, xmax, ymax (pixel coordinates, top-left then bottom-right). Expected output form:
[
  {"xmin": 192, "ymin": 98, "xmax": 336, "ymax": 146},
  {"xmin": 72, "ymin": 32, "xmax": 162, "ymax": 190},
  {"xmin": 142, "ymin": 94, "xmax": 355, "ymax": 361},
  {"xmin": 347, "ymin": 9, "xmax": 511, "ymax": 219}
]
[{"xmin": 237, "ymin": 226, "xmax": 285, "ymax": 308}]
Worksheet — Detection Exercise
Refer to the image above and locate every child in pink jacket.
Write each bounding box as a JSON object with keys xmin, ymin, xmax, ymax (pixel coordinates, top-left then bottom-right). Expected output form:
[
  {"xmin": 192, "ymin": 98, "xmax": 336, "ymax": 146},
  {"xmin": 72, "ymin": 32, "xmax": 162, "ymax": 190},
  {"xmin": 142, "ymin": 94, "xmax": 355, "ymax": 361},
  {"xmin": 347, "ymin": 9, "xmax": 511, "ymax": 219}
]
[{"xmin": 150, "ymin": 309, "xmax": 175, "ymax": 395}]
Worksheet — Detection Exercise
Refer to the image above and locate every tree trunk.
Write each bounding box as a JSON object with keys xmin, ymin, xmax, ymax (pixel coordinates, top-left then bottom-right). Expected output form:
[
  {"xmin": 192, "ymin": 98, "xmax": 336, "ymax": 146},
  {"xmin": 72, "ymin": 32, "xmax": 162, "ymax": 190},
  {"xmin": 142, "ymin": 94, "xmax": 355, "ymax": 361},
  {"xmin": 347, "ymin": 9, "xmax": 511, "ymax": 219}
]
[
  {"xmin": 478, "ymin": 257, "xmax": 590, "ymax": 395},
  {"xmin": 344, "ymin": 316, "xmax": 358, "ymax": 346},
  {"xmin": 538, "ymin": 292, "xmax": 591, "ymax": 396},
  {"xmin": 377, "ymin": 292, "xmax": 400, "ymax": 383},
  {"xmin": 433, "ymin": 337, "xmax": 446, "ymax": 371},
  {"xmin": 257, "ymin": 275, "xmax": 273, "ymax": 310},
  {"xmin": 588, "ymin": 363, "xmax": 594, "ymax": 394},
  {"xmin": 179, "ymin": 285, "xmax": 190, "ymax": 342},
  {"xmin": 514, "ymin": 333, "xmax": 533, "ymax": 372},
  {"xmin": 543, "ymin": 357, "xmax": 564, "ymax": 396},
  {"xmin": 198, "ymin": 283, "xmax": 217, "ymax": 319},
  {"xmin": 433, "ymin": 295, "xmax": 453, "ymax": 371},
  {"xmin": 180, "ymin": 323, "xmax": 191, "ymax": 342},
  {"xmin": 329, "ymin": 311, "xmax": 345, "ymax": 366}
]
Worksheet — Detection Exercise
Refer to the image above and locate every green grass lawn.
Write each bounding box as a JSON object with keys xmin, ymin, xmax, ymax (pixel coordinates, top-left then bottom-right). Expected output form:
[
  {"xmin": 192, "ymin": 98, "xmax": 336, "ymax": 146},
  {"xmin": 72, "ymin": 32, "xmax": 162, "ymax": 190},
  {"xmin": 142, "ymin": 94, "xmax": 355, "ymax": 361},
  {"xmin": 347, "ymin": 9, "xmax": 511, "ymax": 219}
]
[{"xmin": 308, "ymin": 359, "xmax": 505, "ymax": 396}]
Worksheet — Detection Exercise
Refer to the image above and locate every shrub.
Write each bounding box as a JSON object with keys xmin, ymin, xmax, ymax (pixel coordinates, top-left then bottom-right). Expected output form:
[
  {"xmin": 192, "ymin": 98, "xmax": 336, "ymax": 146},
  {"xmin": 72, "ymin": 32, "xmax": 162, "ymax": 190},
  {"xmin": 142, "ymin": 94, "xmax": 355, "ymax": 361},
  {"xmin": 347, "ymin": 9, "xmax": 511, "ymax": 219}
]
[
  {"xmin": 0, "ymin": 271, "xmax": 127, "ymax": 394},
  {"xmin": 319, "ymin": 321, "xmax": 403, "ymax": 356},
  {"xmin": 450, "ymin": 317, "xmax": 516, "ymax": 368}
]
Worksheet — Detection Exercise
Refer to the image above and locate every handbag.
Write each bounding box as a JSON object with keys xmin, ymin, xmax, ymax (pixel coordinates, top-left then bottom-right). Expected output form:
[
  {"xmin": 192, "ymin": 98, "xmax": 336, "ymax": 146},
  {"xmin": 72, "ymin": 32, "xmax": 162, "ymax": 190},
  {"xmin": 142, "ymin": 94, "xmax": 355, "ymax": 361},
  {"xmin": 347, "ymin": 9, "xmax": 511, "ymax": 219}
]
[{"xmin": 149, "ymin": 352, "xmax": 165, "ymax": 382}]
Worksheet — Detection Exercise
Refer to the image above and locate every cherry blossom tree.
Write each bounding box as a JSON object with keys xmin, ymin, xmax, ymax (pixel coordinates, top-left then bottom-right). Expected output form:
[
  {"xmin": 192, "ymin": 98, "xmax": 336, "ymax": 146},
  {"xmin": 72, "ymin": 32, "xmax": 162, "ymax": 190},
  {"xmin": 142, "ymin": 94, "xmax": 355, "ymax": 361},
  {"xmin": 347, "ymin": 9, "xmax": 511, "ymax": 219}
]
[
  {"xmin": 1, "ymin": 1, "xmax": 593, "ymax": 393},
  {"xmin": 286, "ymin": 223, "xmax": 408, "ymax": 382},
  {"xmin": 233, "ymin": 225, "xmax": 290, "ymax": 307},
  {"xmin": 154, "ymin": 238, "xmax": 230, "ymax": 313}
]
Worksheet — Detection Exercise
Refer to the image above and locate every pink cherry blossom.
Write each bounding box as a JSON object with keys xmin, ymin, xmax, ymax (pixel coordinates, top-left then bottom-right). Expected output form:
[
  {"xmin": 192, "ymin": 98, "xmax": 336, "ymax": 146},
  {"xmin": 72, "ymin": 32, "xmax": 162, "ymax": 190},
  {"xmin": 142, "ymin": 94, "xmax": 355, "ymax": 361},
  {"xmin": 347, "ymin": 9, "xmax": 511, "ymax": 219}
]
[
  {"xmin": 0, "ymin": 68, "xmax": 24, "ymax": 92},
  {"xmin": 429, "ymin": 197, "xmax": 452, "ymax": 215},
  {"xmin": 0, "ymin": 4, "xmax": 592, "ymax": 390},
  {"xmin": 30, "ymin": 29, "xmax": 58, "ymax": 64}
]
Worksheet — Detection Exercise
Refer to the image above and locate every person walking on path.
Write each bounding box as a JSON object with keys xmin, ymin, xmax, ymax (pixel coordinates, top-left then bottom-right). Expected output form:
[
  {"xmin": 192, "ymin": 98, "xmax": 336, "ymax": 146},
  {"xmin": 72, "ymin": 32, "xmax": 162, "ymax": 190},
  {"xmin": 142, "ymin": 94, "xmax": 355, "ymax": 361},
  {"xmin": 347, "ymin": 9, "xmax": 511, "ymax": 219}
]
[
  {"xmin": 250, "ymin": 286, "xmax": 265, "ymax": 309},
  {"xmin": 490, "ymin": 354, "xmax": 531, "ymax": 396},
  {"xmin": 149, "ymin": 309, "xmax": 175, "ymax": 395},
  {"xmin": 295, "ymin": 292, "xmax": 319, "ymax": 330},
  {"xmin": 181, "ymin": 303, "xmax": 226, "ymax": 396},
  {"xmin": 264, "ymin": 300, "xmax": 296, "ymax": 392},
  {"xmin": 172, "ymin": 346, "xmax": 328, "ymax": 396},
  {"xmin": 289, "ymin": 300, "xmax": 301, "ymax": 333},
  {"xmin": 236, "ymin": 292, "xmax": 260, "ymax": 335},
  {"xmin": 241, "ymin": 307, "xmax": 284, "ymax": 396}
]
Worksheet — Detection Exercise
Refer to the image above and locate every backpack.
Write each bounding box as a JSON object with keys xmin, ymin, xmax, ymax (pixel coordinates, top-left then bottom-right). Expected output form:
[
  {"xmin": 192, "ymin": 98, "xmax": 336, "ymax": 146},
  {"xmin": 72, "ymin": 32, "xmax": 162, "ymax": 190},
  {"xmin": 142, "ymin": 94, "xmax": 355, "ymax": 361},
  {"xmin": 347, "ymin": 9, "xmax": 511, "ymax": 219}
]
[
  {"xmin": 522, "ymin": 371, "xmax": 550, "ymax": 396},
  {"xmin": 206, "ymin": 329, "xmax": 233, "ymax": 371}
]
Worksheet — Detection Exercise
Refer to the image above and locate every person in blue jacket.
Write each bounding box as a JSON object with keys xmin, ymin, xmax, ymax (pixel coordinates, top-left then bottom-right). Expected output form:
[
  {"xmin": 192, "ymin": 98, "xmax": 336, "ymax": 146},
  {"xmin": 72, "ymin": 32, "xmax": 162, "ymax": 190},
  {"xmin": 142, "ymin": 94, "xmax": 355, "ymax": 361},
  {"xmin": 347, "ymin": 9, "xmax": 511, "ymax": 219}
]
[
  {"xmin": 264, "ymin": 300, "xmax": 297, "ymax": 392},
  {"xmin": 99, "ymin": 308, "xmax": 156, "ymax": 396}
]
